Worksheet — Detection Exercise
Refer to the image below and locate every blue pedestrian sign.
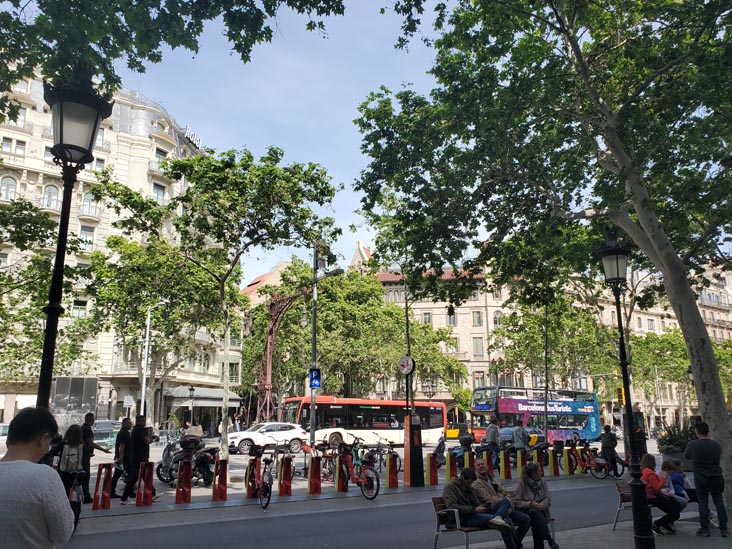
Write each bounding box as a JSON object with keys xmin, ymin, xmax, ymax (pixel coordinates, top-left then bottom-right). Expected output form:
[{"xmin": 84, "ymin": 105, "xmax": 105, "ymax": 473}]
[{"xmin": 309, "ymin": 368, "xmax": 321, "ymax": 389}]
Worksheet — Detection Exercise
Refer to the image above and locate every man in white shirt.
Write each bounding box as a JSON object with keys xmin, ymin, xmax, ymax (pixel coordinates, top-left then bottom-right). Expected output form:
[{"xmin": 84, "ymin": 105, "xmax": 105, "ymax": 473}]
[{"xmin": 0, "ymin": 407, "xmax": 74, "ymax": 548}]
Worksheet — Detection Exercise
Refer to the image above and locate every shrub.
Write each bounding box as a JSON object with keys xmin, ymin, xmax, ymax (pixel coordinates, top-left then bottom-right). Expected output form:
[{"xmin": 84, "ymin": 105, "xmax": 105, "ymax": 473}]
[{"xmin": 657, "ymin": 419, "xmax": 691, "ymax": 454}]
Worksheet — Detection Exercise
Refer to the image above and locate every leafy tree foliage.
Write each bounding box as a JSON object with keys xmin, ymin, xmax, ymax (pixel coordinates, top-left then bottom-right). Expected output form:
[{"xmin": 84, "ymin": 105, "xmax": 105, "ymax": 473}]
[{"xmin": 355, "ymin": 0, "xmax": 732, "ymax": 501}]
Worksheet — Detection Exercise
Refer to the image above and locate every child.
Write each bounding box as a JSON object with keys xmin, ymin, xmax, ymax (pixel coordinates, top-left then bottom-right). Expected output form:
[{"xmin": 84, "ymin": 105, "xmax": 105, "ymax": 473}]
[
  {"xmin": 670, "ymin": 459, "xmax": 696, "ymax": 503},
  {"xmin": 661, "ymin": 460, "xmax": 688, "ymax": 511}
]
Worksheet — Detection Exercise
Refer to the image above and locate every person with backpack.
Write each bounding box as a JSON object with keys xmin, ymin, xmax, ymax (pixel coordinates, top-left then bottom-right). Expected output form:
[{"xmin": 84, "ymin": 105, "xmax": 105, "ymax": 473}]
[
  {"xmin": 482, "ymin": 418, "xmax": 501, "ymax": 469},
  {"xmin": 600, "ymin": 424, "xmax": 620, "ymax": 477},
  {"xmin": 513, "ymin": 419, "xmax": 530, "ymax": 452}
]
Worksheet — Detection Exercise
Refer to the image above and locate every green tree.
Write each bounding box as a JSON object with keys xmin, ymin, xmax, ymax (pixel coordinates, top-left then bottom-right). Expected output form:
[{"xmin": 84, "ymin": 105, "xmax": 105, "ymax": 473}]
[
  {"xmin": 0, "ymin": 199, "xmax": 92, "ymax": 380},
  {"xmin": 85, "ymin": 235, "xmax": 229, "ymax": 424},
  {"xmin": 355, "ymin": 1, "xmax": 732, "ymax": 502},
  {"xmin": 94, "ymin": 147, "xmax": 337, "ymax": 456}
]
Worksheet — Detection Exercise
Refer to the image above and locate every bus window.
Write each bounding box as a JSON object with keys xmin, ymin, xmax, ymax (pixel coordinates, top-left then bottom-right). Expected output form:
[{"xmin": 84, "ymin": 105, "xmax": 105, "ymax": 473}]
[
  {"xmin": 527, "ymin": 415, "xmax": 543, "ymax": 428},
  {"xmin": 324, "ymin": 405, "xmax": 347, "ymax": 429},
  {"xmin": 499, "ymin": 388, "xmax": 528, "ymax": 399}
]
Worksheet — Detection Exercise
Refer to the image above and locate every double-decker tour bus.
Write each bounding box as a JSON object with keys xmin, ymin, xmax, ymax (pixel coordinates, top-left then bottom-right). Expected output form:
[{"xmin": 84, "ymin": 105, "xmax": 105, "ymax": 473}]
[
  {"xmin": 470, "ymin": 386, "xmax": 602, "ymax": 444},
  {"xmin": 283, "ymin": 396, "xmax": 447, "ymax": 446}
]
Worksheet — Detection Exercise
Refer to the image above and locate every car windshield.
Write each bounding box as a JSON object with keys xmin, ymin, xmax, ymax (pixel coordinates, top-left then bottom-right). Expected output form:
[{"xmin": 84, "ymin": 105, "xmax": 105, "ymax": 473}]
[{"xmin": 246, "ymin": 423, "xmax": 265, "ymax": 432}]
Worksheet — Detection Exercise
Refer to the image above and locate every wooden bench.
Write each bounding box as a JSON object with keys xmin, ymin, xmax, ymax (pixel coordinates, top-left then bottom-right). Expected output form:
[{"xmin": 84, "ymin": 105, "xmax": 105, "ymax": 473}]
[
  {"xmin": 613, "ymin": 480, "xmax": 656, "ymax": 530},
  {"xmin": 431, "ymin": 496, "xmax": 500, "ymax": 549}
]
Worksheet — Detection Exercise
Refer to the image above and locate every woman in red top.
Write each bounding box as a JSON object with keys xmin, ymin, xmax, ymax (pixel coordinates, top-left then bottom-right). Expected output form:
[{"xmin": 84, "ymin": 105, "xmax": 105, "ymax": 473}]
[{"xmin": 640, "ymin": 454, "xmax": 682, "ymax": 535}]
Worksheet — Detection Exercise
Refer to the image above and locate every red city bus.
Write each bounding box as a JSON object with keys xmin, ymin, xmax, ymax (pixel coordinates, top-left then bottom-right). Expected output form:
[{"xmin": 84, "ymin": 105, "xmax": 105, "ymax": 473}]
[{"xmin": 282, "ymin": 396, "xmax": 447, "ymax": 446}]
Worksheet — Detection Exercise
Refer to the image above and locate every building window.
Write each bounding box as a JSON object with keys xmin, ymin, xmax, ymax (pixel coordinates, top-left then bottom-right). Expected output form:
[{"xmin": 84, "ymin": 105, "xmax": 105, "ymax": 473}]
[
  {"xmin": 637, "ymin": 316, "xmax": 643, "ymax": 329},
  {"xmin": 470, "ymin": 290, "xmax": 479, "ymax": 301},
  {"xmin": 79, "ymin": 226, "xmax": 95, "ymax": 252},
  {"xmin": 447, "ymin": 311, "xmax": 457, "ymax": 326},
  {"xmin": 14, "ymin": 140, "xmax": 25, "ymax": 155},
  {"xmin": 1, "ymin": 176, "xmax": 17, "ymax": 201},
  {"xmin": 531, "ymin": 369, "xmax": 545, "ymax": 388},
  {"xmin": 1, "ymin": 137, "xmax": 11, "ymax": 152},
  {"xmin": 152, "ymin": 183, "xmax": 165, "ymax": 205},
  {"xmin": 472, "ymin": 337, "xmax": 484, "ymax": 359},
  {"xmin": 94, "ymin": 157, "xmax": 105, "ymax": 171},
  {"xmin": 572, "ymin": 375, "xmax": 588, "ymax": 390},
  {"xmin": 12, "ymin": 80, "xmax": 28, "ymax": 93},
  {"xmin": 44, "ymin": 146, "xmax": 54, "ymax": 161},
  {"xmin": 81, "ymin": 193, "xmax": 98, "ymax": 216},
  {"xmin": 647, "ymin": 318, "xmax": 655, "ymax": 331},
  {"xmin": 95, "ymin": 128, "xmax": 105, "ymax": 148},
  {"xmin": 472, "ymin": 311, "xmax": 483, "ymax": 326},
  {"xmin": 493, "ymin": 311, "xmax": 503, "ymax": 327},
  {"xmin": 499, "ymin": 373, "xmax": 514, "ymax": 387},
  {"xmin": 492, "ymin": 288, "xmax": 502, "ymax": 301},
  {"xmin": 422, "ymin": 311, "xmax": 432, "ymax": 325},
  {"xmin": 661, "ymin": 319, "xmax": 666, "ymax": 331},
  {"xmin": 446, "ymin": 338, "xmax": 459, "ymax": 353},
  {"xmin": 0, "ymin": 253, "xmax": 7, "ymax": 268},
  {"xmin": 611, "ymin": 310, "xmax": 616, "ymax": 324},
  {"xmin": 474, "ymin": 371, "xmax": 485, "ymax": 388},
  {"xmin": 71, "ymin": 300, "xmax": 87, "ymax": 318},
  {"xmin": 8, "ymin": 107, "xmax": 26, "ymax": 128},
  {"xmin": 155, "ymin": 147, "xmax": 168, "ymax": 161},
  {"xmin": 42, "ymin": 186, "xmax": 59, "ymax": 209}
]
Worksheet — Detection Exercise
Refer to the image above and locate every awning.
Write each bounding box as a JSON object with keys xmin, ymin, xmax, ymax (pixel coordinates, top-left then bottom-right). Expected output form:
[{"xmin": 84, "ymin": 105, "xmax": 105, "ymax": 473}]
[{"xmin": 165, "ymin": 386, "xmax": 241, "ymax": 408}]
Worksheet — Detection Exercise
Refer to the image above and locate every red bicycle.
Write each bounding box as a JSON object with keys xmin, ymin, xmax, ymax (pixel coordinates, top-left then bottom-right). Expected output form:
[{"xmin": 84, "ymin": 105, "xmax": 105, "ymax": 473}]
[{"xmin": 335, "ymin": 435, "xmax": 380, "ymax": 500}]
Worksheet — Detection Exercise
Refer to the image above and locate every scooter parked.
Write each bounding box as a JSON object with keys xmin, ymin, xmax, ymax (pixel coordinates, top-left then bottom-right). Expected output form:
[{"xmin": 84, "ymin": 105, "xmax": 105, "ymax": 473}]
[
  {"xmin": 166, "ymin": 435, "xmax": 218, "ymax": 486},
  {"xmin": 155, "ymin": 433, "xmax": 180, "ymax": 483}
]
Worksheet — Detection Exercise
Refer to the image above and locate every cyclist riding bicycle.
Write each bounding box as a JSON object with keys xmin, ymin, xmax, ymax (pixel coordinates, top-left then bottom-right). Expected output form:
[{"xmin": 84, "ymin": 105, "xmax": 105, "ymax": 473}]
[{"xmin": 600, "ymin": 424, "xmax": 620, "ymax": 477}]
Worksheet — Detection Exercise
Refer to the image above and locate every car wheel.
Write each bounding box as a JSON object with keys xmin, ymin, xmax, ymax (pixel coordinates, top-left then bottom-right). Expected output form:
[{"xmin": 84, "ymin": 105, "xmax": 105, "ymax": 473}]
[
  {"xmin": 238, "ymin": 439, "xmax": 253, "ymax": 455},
  {"xmin": 289, "ymin": 439, "xmax": 302, "ymax": 453},
  {"xmin": 328, "ymin": 432, "xmax": 342, "ymax": 448}
]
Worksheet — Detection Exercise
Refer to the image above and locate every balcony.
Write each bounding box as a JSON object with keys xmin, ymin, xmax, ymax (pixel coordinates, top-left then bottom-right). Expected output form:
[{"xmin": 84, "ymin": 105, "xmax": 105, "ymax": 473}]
[
  {"xmin": 148, "ymin": 160, "xmax": 171, "ymax": 181},
  {"xmin": 38, "ymin": 196, "xmax": 61, "ymax": 214},
  {"xmin": 445, "ymin": 351, "xmax": 470, "ymax": 361},
  {"xmin": 0, "ymin": 120, "xmax": 33, "ymax": 135},
  {"xmin": 78, "ymin": 203, "xmax": 101, "ymax": 222},
  {"xmin": 0, "ymin": 150, "xmax": 26, "ymax": 167},
  {"xmin": 77, "ymin": 242, "xmax": 96, "ymax": 256}
]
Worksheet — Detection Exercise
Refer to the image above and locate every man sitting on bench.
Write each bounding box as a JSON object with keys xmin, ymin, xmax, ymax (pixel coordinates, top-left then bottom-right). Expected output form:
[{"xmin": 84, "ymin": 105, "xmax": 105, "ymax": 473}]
[{"xmin": 442, "ymin": 468, "xmax": 519, "ymax": 548}]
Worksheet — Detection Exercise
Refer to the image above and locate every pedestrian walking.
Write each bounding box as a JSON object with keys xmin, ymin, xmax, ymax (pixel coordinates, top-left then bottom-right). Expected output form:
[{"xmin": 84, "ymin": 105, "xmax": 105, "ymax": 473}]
[
  {"xmin": 111, "ymin": 417, "xmax": 132, "ymax": 498},
  {"xmin": 81, "ymin": 412, "xmax": 111, "ymax": 504},
  {"xmin": 600, "ymin": 424, "xmax": 620, "ymax": 477},
  {"xmin": 0, "ymin": 407, "xmax": 74, "ymax": 548},
  {"xmin": 513, "ymin": 461, "xmax": 559, "ymax": 549},
  {"xmin": 685, "ymin": 421, "xmax": 728, "ymax": 537},
  {"xmin": 482, "ymin": 418, "xmax": 501, "ymax": 469},
  {"xmin": 473, "ymin": 458, "xmax": 531, "ymax": 546},
  {"xmin": 120, "ymin": 415, "xmax": 158, "ymax": 505},
  {"xmin": 442, "ymin": 468, "xmax": 517, "ymax": 548},
  {"xmin": 512, "ymin": 419, "xmax": 529, "ymax": 452},
  {"xmin": 640, "ymin": 453, "xmax": 682, "ymax": 535}
]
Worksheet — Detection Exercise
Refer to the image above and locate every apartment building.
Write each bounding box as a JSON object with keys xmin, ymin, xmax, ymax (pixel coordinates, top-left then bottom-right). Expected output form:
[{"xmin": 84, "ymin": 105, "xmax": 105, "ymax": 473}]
[{"xmin": 0, "ymin": 78, "xmax": 241, "ymax": 424}]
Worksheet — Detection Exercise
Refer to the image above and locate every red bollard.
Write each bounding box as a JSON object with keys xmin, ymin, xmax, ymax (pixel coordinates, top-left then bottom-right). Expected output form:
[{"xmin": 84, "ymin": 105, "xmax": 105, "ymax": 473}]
[
  {"xmin": 499, "ymin": 449, "xmax": 512, "ymax": 480},
  {"xmin": 463, "ymin": 452, "xmax": 475, "ymax": 471},
  {"xmin": 445, "ymin": 452, "xmax": 458, "ymax": 480},
  {"xmin": 246, "ymin": 457, "xmax": 260, "ymax": 499},
  {"xmin": 334, "ymin": 455, "xmax": 349, "ymax": 492},
  {"xmin": 212, "ymin": 458, "xmax": 228, "ymax": 501},
  {"xmin": 532, "ymin": 449, "xmax": 545, "ymax": 476},
  {"xmin": 548, "ymin": 449, "xmax": 560, "ymax": 476},
  {"xmin": 92, "ymin": 463, "xmax": 113, "ymax": 510},
  {"xmin": 386, "ymin": 453, "xmax": 399, "ymax": 488},
  {"xmin": 175, "ymin": 451, "xmax": 193, "ymax": 504},
  {"xmin": 424, "ymin": 454, "xmax": 438, "ymax": 486},
  {"xmin": 136, "ymin": 462, "xmax": 154, "ymax": 506},
  {"xmin": 278, "ymin": 456, "xmax": 293, "ymax": 496},
  {"xmin": 307, "ymin": 456, "xmax": 321, "ymax": 494}
]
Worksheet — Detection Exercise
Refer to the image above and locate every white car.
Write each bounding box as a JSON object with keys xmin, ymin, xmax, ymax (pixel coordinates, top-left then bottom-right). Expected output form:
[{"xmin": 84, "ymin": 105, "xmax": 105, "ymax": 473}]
[
  {"xmin": 0, "ymin": 423, "xmax": 8, "ymax": 456},
  {"xmin": 229, "ymin": 422, "xmax": 308, "ymax": 455}
]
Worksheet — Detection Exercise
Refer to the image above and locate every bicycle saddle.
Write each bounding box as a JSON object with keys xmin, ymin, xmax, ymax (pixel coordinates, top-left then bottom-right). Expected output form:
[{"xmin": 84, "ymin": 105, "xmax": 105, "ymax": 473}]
[{"xmin": 263, "ymin": 457, "xmax": 273, "ymax": 465}]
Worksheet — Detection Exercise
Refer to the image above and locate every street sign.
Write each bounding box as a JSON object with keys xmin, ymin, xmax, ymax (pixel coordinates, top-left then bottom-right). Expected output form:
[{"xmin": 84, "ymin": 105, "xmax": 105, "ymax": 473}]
[
  {"xmin": 309, "ymin": 368, "xmax": 321, "ymax": 389},
  {"xmin": 398, "ymin": 356, "xmax": 415, "ymax": 376},
  {"xmin": 123, "ymin": 395, "xmax": 134, "ymax": 408}
]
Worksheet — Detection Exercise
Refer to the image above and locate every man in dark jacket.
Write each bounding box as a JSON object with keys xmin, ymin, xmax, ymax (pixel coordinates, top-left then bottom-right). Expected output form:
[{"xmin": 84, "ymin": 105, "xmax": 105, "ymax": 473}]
[
  {"xmin": 111, "ymin": 417, "xmax": 132, "ymax": 498},
  {"xmin": 442, "ymin": 468, "xmax": 518, "ymax": 548},
  {"xmin": 81, "ymin": 412, "xmax": 111, "ymax": 503}
]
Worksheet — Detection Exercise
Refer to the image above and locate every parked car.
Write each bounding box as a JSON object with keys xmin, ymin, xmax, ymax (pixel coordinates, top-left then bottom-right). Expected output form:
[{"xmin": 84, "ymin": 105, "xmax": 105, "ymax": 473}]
[
  {"xmin": 499, "ymin": 426, "xmax": 546, "ymax": 446},
  {"xmin": 0, "ymin": 423, "xmax": 9, "ymax": 456},
  {"xmin": 228, "ymin": 422, "xmax": 308, "ymax": 455},
  {"xmin": 93, "ymin": 420, "xmax": 122, "ymax": 432},
  {"xmin": 445, "ymin": 422, "xmax": 471, "ymax": 440}
]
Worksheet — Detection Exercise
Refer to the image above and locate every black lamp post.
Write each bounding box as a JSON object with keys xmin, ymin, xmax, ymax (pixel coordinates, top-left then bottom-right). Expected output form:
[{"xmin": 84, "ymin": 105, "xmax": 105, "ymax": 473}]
[
  {"xmin": 597, "ymin": 238, "xmax": 655, "ymax": 549},
  {"xmin": 37, "ymin": 68, "xmax": 113, "ymax": 409},
  {"xmin": 422, "ymin": 378, "xmax": 436, "ymax": 400},
  {"xmin": 188, "ymin": 385, "xmax": 195, "ymax": 425}
]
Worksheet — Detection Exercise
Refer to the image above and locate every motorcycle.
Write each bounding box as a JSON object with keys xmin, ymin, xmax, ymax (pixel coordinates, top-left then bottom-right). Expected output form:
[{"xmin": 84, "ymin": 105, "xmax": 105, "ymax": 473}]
[
  {"xmin": 168, "ymin": 436, "xmax": 218, "ymax": 487},
  {"xmin": 449, "ymin": 434, "xmax": 476, "ymax": 469},
  {"xmin": 433, "ymin": 432, "xmax": 447, "ymax": 468},
  {"xmin": 155, "ymin": 434, "xmax": 180, "ymax": 483}
]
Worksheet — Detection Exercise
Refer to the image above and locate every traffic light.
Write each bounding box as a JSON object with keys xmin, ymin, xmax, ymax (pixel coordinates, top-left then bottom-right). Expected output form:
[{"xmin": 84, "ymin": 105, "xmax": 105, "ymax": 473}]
[{"xmin": 617, "ymin": 387, "xmax": 625, "ymax": 406}]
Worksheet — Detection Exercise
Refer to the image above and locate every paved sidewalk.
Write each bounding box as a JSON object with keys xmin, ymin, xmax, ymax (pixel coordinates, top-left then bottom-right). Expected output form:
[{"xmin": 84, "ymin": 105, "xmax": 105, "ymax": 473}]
[{"xmin": 457, "ymin": 513, "xmax": 729, "ymax": 548}]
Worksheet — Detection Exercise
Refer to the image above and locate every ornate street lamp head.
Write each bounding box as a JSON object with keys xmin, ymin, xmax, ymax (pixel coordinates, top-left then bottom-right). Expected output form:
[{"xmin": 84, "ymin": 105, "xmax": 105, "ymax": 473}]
[
  {"xmin": 43, "ymin": 66, "xmax": 113, "ymax": 166},
  {"xmin": 188, "ymin": 385, "xmax": 195, "ymax": 399},
  {"xmin": 597, "ymin": 236, "xmax": 630, "ymax": 289}
]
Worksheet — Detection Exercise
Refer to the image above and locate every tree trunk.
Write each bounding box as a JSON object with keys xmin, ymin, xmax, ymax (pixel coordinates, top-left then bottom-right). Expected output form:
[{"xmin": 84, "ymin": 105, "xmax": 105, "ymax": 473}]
[{"xmin": 220, "ymin": 281, "xmax": 231, "ymax": 460}]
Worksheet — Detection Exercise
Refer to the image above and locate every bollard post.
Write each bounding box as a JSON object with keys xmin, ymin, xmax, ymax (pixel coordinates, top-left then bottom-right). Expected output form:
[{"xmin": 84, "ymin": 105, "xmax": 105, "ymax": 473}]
[
  {"xmin": 245, "ymin": 457, "xmax": 260, "ymax": 499},
  {"xmin": 463, "ymin": 452, "xmax": 475, "ymax": 471},
  {"xmin": 572, "ymin": 447, "xmax": 582, "ymax": 474},
  {"xmin": 175, "ymin": 459, "xmax": 192, "ymax": 504},
  {"xmin": 445, "ymin": 452, "xmax": 458, "ymax": 480},
  {"xmin": 386, "ymin": 453, "xmax": 399, "ymax": 489},
  {"xmin": 563, "ymin": 447, "xmax": 573, "ymax": 475},
  {"xmin": 499, "ymin": 449, "xmax": 512, "ymax": 480},
  {"xmin": 136, "ymin": 462, "xmax": 154, "ymax": 506},
  {"xmin": 278, "ymin": 455, "xmax": 293, "ymax": 496},
  {"xmin": 516, "ymin": 449, "xmax": 525, "ymax": 479},
  {"xmin": 212, "ymin": 457, "xmax": 228, "ymax": 501},
  {"xmin": 424, "ymin": 454, "xmax": 438, "ymax": 486},
  {"xmin": 532, "ymin": 449, "xmax": 544, "ymax": 476},
  {"xmin": 548, "ymin": 449, "xmax": 560, "ymax": 476},
  {"xmin": 334, "ymin": 455, "xmax": 349, "ymax": 492},
  {"xmin": 92, "ymin": 463, "xmax": 113, "ymax": 510},
  {"xmin": 307, "ymin": 456, "xmax": 321, "ymax": 494}
]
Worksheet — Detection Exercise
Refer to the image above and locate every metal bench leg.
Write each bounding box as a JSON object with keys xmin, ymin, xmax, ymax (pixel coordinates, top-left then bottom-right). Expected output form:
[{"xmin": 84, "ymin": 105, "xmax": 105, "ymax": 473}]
[
  {"xmin": 612, "ymin": 507, "xmax": 621, "ymax": 531},
  {"xmin": 464, "ymin": 531, "xmax": 469, "ymax": 549},
  {"xmin": 433, "ymin": 532, "xmax": 439, "ymax": 549}
]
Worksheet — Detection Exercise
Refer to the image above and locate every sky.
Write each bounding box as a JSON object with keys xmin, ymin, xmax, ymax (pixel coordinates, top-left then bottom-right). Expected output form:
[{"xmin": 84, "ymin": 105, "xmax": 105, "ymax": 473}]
[{"xmin": 115, "ymin": 3, "xmax": 439, "ymax": 284}]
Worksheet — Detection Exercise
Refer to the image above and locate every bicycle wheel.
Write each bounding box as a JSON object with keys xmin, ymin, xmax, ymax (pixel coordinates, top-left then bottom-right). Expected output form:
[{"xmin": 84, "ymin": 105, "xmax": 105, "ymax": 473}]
[
  {"xmin": 338, "ymin": 462, "xmax": 349, "ymax": 491},
  {"xmin": 259, "ymin": 471, "xmax": 273, "ymax": 509},
  {"xmin": 589, "ymin": 458, "xmax": 609, "ymax": 480},
  {"xmin": 321, "ymin": 457, "xmax": 335, "ymax": 482},
  {"xmin": 359, "ymin": 467, "xmax": 380, "ymax": 500},
  {"xmin": 558, "ymin": 453, "xmax": 578, "ymax": 474},
  {"xmin": 393, "ymin": 452, "xmax": 402, "ymax": 473},
  {"xmin": 616, "ymin": 459, "xmax": 627, "ymax": 477}
]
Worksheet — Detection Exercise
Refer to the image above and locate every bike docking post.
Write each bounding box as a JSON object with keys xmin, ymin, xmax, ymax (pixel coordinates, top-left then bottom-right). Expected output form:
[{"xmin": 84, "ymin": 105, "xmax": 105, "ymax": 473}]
[
  {"xmin": 445, "ymin": 452, "xmax": 458, "ymax": 480},
  {"xmin": 92, "ymin": 463, "xmax": 113, "ymax": 510},
  {"xmin": 516, "ymin": 449, "xmax": 525, "ymax": 479},
  {"xmin": 499, "ymin": 449, "xmax": 512, "ymax": 480},
  {"xmin": 135, "ymin": 462, "xmax": 154, "ymax": 506},
  {"xmin": 562, "ymin": 447, "xmax": 573, "ymax": 476},
  {"xmin": 571, "ymin": 446, "xmax": 582, "ymax": 474},
  {"xmin": 334, "ymin": 455, "xmax": 348, "ymax": 492},
  {"xmin": 386, "ymin": 452, "xmax": 399, "ymax": 489},
  {"xmin": 307, "ymin": 455, "xmax": 321, "ymax": 494},
  {"xmin": 245, "ymin": 455, "xmax": 261, "ymax": 499},
  {"xmin": 424, "ymin": 453, "xmax": 438, "ymax": 486},
  {"xmin": 212, "ymin": 457, "xmax": 228, "ymax": 502},
  {"xmin": 547, "ymin": 449, "xmax": 560, "ymax": 476},
  {"xmin": 175, "ymin": 456, "xmax": 193, "ymax": 504},
  {"xmin": 278, "ymin": 455, "xmax": 293, "ymax": 497},
  {"xmin": 462, "ymin": 452, "xmax": 475, "ymax": 471}
]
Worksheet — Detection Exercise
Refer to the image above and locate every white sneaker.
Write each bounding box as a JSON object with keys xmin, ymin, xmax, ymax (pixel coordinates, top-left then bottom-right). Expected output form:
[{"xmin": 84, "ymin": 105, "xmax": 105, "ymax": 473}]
[
  {"xmin": 120, "ymin": 499, "xmax": 130, "ymax": 505},
  {"xmin": 489, "ymin": 516, "xmax": 510, "ymax": 529}
]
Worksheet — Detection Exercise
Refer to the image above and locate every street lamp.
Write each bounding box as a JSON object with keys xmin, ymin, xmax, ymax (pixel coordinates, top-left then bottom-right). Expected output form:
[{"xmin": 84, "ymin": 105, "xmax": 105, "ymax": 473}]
[
  {"xmin": 188, "ymin": 385, "xmax": 195, "ymax": 425},
  {"xmin": 597, "ymin": 237, "xmax": 655, "ymax": 549},
  {"xmin": 37, "ymin": 67, "xmax": 113, "ymax": 409},
  {"xmin": 422, "ymin": 378, "xmax": 437, "ymax": 400},
  {"xmin": 141, "ymin": 300, "xmax": 168, "ymax": 416}
]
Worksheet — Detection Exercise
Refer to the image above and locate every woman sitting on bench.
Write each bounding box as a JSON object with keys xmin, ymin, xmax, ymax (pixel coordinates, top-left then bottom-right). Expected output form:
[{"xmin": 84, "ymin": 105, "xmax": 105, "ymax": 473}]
[{"xmin": 640, "ymin": 453, "xmax": 682, "ymax": 535}]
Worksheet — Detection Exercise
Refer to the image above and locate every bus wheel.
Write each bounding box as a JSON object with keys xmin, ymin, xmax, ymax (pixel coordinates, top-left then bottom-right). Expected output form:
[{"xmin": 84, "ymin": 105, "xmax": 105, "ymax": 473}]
[{"xmin": 329, "ymin": 432, "xmax": 343, "ymax": 448}]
